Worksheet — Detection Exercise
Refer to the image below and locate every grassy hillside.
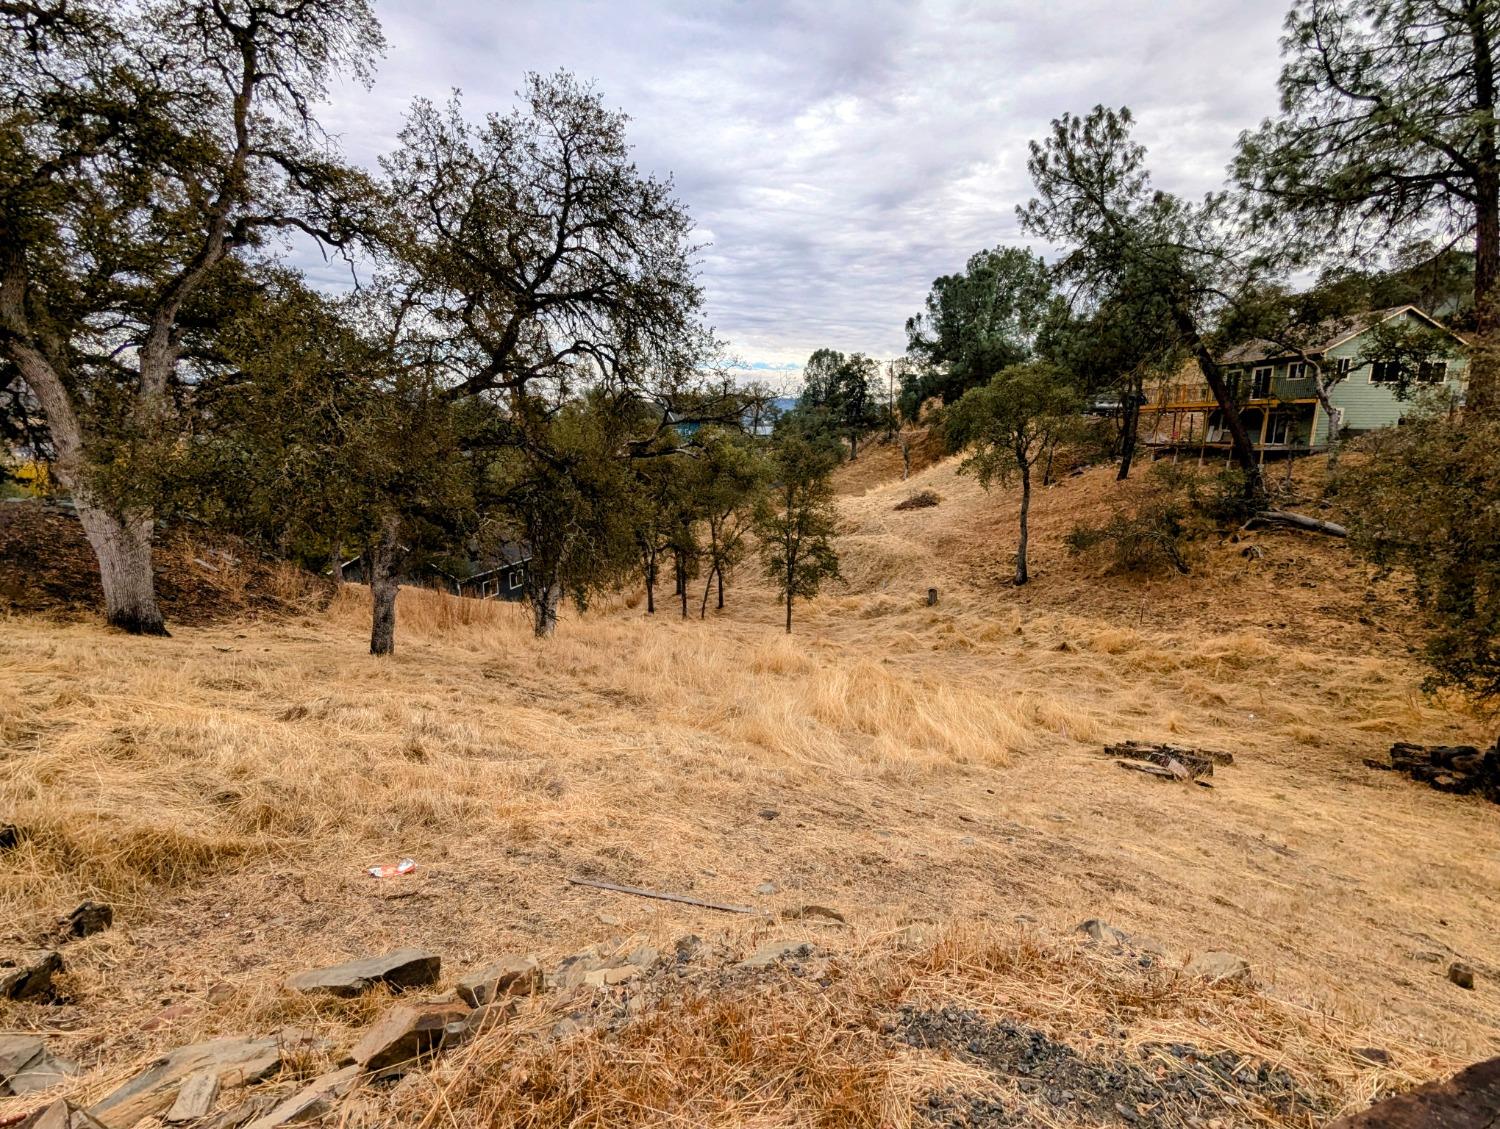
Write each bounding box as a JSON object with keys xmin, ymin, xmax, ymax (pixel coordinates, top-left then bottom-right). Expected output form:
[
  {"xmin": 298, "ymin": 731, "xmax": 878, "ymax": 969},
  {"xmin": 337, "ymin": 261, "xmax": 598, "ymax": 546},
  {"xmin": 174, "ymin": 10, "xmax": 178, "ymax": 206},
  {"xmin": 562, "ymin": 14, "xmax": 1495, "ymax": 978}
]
[{"xmin": 1, "ymin": 451, "xmax": 1496, "ymax": 1126}]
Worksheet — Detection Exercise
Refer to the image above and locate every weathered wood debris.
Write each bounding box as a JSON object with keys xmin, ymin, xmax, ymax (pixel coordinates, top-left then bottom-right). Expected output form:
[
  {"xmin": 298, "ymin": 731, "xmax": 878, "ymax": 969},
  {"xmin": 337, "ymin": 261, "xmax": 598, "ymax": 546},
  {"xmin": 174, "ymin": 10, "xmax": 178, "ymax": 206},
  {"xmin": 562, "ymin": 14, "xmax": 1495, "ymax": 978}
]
[
  {"xmin": 1366, "ymin": 741, "xmax": 1500, "ymax": 804},
  {"xmin": 1102, "ymin": 741, "xmax": 1233, "ymax": 786}
]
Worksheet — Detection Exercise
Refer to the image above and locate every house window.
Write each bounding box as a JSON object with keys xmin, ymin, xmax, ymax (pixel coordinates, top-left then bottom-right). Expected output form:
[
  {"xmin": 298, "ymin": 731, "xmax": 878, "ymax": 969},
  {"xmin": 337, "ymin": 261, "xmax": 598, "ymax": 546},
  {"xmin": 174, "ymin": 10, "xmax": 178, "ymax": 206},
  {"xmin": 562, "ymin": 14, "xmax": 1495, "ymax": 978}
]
[
  {"xmin": 1251, "ymin": 366, "xmax": 1272, "ymax": 397},
  {"xmin": 1417, "ymin": 360, "xmax": 1448, "ymax": 384},
  {"xmin": 1334, "ymin": 357, "xmax": 1353, "ymax": 377},
  {"xmin": 1370, "ymin": 360, "xmax": 1400, "ymax": 384},
  {"xmin": 1285, "ymin": 361, "xmax": 1309, "ymax": 382},
  {"xmin": 482, "ymin": 580, "xmax": 498, "ymax": 598},
  {"xmin": 1267, "ymin": 413, "xmax": 1293, "ymax": 445},
  {"xmin": 507, "ymin": 570, "xmax": 522, "ymax": 591}
]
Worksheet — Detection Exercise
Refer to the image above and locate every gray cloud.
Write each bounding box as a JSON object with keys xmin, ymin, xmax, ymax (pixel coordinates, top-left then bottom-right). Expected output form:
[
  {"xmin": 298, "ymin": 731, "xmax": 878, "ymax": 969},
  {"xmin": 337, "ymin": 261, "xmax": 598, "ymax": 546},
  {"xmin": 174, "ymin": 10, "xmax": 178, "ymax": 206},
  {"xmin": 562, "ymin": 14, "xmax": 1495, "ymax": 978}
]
[{"xmin": 303, "ymin": 0, "xmax": 1289, "ymax": 386}]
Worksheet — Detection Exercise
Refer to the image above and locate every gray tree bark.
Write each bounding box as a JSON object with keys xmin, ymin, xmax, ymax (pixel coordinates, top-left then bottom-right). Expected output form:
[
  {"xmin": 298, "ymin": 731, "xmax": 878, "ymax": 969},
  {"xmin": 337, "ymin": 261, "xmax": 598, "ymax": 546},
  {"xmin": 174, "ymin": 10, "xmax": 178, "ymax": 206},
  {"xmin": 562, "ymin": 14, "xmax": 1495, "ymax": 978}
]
[
  {"xmin": 532, "ymin": 582, "xmax": 561, "ymax": 637},
  {"xmin": 5, "ymin": 341, "xmax": 169, "ymax": 634},
  {"xmin": 76, "ymin": 502, "xmax": 168, "ymax": 635},
  {"xmin": 368, "ymin": 514, "xmax": 402, "ymax": 656}
]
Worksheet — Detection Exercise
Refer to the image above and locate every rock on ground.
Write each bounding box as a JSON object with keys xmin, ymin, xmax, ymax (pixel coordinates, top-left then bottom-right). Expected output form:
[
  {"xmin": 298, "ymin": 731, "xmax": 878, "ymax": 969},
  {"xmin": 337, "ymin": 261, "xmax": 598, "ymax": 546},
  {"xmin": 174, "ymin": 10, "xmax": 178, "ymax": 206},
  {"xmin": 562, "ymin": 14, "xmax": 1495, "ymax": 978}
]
[
  {"xmin": 737, "ymin": 940, "xmax": 813, "ymax": 969},
  {"xmin": 6, "ymin": 1046, "xmax": 80, "ymax": 1096},
  {"xmin": 63, "ymin": 901, "xmax": 113, "ymax": 939},
  {"xmin": 20, "ymin": 1100, "xmax": 109, "ymax": 1129},
  {"xmin": 89, "ymin": 1036, "xmax": 281, "ymax": 1127},
  {"xmin": 164, "ymin": 1069, "xmax": 219, "ymax": 1123},
  {"xmin": 283, "ymin": 949, "xmax": 440, "ymax": 997},
  {"xmin": 241, "ymin": 1065, "xmax": 361, "ymax": 1129},
  {"xmin": 351, "ymin": 1002, "xmax": 470, "ymax": 1072},
  {"xmin": 456, "ymin": 956, "xmax": 541, "ymax": 1007},
  {"xmin": 1, "ymin": 950, "xmax": 63, "ymax": 1000},
  {"xmin": 1330, "ymin": 1055, "xmax": 1500, "ymax": 1128},
  {"xmin": 1184, "ymin": 951, "xmax": 1252, "ymax": 984},
  {"xmin": 1, "ymin": 1034, "xmax": 45, "ymax": 1089}
]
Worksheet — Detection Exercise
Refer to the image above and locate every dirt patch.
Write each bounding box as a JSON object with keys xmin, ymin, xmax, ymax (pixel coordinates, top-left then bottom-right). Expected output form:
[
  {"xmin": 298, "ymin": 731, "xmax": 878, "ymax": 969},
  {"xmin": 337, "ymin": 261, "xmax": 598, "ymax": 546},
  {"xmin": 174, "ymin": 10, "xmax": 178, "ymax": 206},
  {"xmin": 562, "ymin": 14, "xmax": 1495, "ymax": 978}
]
[
  {"xmin": 0, "ymin": 502, "xmax": 331, "ymax": 625},
  {"xmin": 901, "ymin": 1006, "xmax": 1325, "ymax": 1127}
]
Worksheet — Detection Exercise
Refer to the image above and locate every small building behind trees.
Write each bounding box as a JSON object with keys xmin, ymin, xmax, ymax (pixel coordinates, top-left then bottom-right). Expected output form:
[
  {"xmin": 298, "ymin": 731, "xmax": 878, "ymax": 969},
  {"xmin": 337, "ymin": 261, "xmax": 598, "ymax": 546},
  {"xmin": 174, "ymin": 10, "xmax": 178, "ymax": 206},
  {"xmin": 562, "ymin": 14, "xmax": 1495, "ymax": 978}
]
[
  {"xmin": 1144, "ymin": 306, "xmax": 1468, "ymax": 458},
  {"xmin": 338, "ymin": 543, "xmax": 531, "ymax": 602}
]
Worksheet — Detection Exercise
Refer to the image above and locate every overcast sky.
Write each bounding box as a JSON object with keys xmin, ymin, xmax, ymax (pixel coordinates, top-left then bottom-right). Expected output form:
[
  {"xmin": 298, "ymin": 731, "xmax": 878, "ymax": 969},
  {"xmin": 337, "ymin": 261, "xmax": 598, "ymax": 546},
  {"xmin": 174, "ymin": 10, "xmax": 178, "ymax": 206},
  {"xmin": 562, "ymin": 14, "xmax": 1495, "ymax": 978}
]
[{"xmin": 308, "ymin": 0, "xmax": 1290, "ymax": 390}]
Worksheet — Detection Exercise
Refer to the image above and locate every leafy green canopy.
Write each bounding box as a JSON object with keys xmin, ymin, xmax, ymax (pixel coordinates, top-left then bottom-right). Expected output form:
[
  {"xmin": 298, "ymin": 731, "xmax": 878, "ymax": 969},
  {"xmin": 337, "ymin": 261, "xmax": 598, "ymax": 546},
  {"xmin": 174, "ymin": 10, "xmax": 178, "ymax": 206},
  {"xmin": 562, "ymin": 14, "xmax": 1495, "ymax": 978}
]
[
  {"xmin": 1235, "ymin": 0, "xmax": 1500, "ymax": 411},
  {"xmin": 1337, "ymin": 408, "xmax": 1500, "ymax": 708},
  {"xmin": 902, "ymin": 247, "xmax": 1053, "ymax": 416}
]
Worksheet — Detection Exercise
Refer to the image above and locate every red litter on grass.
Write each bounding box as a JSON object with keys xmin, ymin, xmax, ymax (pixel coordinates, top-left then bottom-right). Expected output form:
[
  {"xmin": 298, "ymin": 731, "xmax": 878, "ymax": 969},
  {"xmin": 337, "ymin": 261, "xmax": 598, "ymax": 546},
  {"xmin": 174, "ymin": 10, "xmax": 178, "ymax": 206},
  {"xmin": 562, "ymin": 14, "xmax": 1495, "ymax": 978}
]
[{"xmin": 368, "ymin": 857, "xmax": 417, "ymax": 878}]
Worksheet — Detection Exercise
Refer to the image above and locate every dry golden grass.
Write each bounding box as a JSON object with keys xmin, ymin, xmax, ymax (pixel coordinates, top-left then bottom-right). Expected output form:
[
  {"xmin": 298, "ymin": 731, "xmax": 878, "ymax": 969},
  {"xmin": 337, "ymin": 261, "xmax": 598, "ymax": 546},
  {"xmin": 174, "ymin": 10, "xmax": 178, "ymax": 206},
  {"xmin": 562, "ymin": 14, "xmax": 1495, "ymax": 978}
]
[{"xmin": 2, "ymin": 453, "xmax": 1499, "ymax": 1126}]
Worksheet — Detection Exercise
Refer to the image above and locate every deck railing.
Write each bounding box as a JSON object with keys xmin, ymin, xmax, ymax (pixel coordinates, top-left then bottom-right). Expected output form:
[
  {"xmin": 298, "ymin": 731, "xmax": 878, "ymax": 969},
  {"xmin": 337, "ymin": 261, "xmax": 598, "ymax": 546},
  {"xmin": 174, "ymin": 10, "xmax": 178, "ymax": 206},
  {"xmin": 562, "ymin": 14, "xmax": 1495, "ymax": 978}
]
[{"xmin": 1149, "ymin": 374, "xmax": 1319, "ymax": 408}]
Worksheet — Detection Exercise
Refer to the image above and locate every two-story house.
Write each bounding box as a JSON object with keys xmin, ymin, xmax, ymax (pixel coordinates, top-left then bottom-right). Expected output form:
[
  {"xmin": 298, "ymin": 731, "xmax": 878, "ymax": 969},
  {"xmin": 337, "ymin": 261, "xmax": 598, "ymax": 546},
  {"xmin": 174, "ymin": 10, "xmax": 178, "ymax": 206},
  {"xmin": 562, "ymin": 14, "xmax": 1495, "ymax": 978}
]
[{"xmin": 1145, "ymin": 305, "xmax": 1468, "ymax": 458}]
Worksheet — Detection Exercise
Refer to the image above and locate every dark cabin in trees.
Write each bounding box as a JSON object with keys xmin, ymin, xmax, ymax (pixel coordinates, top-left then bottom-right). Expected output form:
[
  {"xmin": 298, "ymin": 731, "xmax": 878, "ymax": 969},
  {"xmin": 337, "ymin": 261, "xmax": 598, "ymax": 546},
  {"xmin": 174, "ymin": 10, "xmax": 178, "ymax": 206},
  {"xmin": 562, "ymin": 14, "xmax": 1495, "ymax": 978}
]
[{"xmin": 338, "ymin": 543, "xmax": 530, "ymax": 601}]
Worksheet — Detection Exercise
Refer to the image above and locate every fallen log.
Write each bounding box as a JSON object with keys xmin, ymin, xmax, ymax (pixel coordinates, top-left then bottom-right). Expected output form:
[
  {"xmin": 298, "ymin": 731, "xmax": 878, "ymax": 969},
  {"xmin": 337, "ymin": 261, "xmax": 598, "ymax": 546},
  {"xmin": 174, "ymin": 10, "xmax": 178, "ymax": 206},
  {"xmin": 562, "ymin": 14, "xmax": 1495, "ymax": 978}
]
[
  {"xmin": 1115, "ymin": 760, "xmax": 1214, "ymax": 789},
  {"xmin": 566, "ymin": 877, "xmax": 766, "ymax": 916},
  {"xmin": 1103, "ymin": 741, "xmax": 1231, "ymax": 777},
  {"xmin": 1242, "ymin": 510, "xmax": 1348, "ymax": 538}
]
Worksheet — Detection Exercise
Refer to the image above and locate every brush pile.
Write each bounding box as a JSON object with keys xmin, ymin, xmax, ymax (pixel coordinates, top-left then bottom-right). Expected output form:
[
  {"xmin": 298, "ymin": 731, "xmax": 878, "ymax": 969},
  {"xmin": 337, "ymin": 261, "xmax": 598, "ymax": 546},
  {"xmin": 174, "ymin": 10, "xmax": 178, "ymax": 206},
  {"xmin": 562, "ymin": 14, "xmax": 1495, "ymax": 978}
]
[{"xmin": 1367, "ymin": 741, "xmax": 1500, "ymax": 803}]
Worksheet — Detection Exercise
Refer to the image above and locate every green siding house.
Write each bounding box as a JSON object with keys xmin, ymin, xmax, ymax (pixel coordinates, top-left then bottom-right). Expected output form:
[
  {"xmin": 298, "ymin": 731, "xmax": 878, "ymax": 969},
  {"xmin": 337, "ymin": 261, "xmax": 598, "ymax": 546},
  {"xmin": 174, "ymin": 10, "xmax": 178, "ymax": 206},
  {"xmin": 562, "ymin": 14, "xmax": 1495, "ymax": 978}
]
[{"xmin": 1146, "ymin": 305, "xmax": 1468, "ymax": 456}]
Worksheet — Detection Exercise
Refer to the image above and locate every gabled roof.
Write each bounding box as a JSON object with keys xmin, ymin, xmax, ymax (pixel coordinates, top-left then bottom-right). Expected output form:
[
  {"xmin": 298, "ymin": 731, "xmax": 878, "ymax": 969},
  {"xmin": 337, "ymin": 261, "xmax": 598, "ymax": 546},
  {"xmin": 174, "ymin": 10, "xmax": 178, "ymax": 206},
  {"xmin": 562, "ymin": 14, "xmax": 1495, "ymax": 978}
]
[{"xmin": 1218, "ymin": 305, "xmax": 1467, "ymax": 365}]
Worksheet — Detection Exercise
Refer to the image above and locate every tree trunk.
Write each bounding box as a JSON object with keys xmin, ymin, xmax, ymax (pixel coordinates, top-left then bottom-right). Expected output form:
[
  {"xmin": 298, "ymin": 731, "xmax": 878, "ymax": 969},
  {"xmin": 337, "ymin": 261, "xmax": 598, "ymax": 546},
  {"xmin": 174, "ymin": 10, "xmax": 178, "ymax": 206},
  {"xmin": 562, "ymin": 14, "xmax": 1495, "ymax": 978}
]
[
  {"xmin": 1015, "ymin": 459, "xmax": 1031, "ymax": 586},
  {"xmin": 784, "ymin": 551, "xmax": 795, "ymax": 634},
  {"xmin": 532, "ymin": 582, "xmax": 561, "ymax": 637},
  {"xmin": 368, "ymin": 514, "xmax": 401, "ymax": 656},
  {"xmin": 643, "ymin": 548, "xmax": 657, "ymax": 614},
  {"xmin": 328, "ymin": 541, "xmax": 344, "ymax": 587},
  {"xmin": 76, "ymin": 502, "xmax": 169, "ymax": 635},
  {"xmin": 849, "ymin": 432, "xmax": 857, "ymax": 461},
  {"xmin": 900, "ymin": 435, "xmax": 911, "ymax": 480},
  {"xmin": 716, "ymin": 565, "xmax": 724, "ymax": 610},
  {"xmin": 5, "ymin": 345, "xmax": 170, "ymax": 635},
  {"xmin": 1117, "ymin": 373, "xmax": 1142, "ymax": 481},
  {"xmin": 1308, "ymin": 367, "xmax": 1346, "ymax": 467},
  {"xmin": 1172, "ymin": 304, "xmax": 1263, "ymax": 496},
  {"xmin": 1468, "ymin": 2, "xmax": 1498, "ymax": 416},
  {"xmin": 1471, "ymin": 182, "xmax": 1499, "ymax": 416}
]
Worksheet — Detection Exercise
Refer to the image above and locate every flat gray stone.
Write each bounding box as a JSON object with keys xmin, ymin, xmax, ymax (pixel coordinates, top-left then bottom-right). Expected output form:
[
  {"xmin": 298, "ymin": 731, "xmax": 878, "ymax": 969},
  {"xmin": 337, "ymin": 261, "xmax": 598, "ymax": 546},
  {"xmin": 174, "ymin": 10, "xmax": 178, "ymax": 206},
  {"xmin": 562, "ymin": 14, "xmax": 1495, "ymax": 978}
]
[
  {"xmin": 284, "ymin": 949, "xmax": 440, "ymax": 997},
  {"xmin": 0, "ymin": 1034, "xmax": 44, "ymax": 1086},
  {"xmin": 165, "ymin": 1068, "xmax": 220, "ymax": 1123},
  {"xmin": 22, "ymin": 1100, "xmax": 109, "ymax": 1129},
  {"xmin": 737, "ymin": 940, "xmax": 812, "ymax": 969},
  {"xmin": 90, "ymin": 1036, "xmax": 281, "ymax": 1127},
  {"xmin": 242, "ymin": 1065, "xmax": 360, "ymax": 1129},
  {"xmin": 456, "ymin": 956, "xmax": 540, "ymax": 1007},
  {"xmin": 351, "ymin": 1003, "xmax": 469, "ymax": 1072},
  {"xmin": 7, "ymin": 1048, "xmax": 79, "ymax": 1095}
]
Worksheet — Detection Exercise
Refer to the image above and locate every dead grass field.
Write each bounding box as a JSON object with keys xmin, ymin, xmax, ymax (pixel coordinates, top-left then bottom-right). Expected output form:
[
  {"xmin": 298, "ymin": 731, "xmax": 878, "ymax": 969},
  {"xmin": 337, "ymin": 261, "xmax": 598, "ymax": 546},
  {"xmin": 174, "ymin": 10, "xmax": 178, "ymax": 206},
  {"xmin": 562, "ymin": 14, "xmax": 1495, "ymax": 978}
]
[{"xmin": 2, "ymin": 445, "xmax": 1498, "ymax": 1126}]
